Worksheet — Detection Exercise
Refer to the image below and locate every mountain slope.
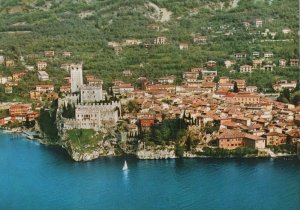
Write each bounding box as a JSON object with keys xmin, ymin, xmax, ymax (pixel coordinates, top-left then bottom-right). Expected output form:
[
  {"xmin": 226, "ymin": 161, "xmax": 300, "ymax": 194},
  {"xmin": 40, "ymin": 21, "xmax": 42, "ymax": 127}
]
[{"xmin": 0, "ymin": 0, "xmax": 298, "ymax": 91}]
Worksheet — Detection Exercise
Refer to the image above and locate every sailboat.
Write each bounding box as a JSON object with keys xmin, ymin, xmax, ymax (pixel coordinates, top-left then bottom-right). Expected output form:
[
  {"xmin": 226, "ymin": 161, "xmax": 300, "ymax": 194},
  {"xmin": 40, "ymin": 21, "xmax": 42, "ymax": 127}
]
[{"xmin": 122, "ymin": 160, "xmax": 128, "ymax": 171}]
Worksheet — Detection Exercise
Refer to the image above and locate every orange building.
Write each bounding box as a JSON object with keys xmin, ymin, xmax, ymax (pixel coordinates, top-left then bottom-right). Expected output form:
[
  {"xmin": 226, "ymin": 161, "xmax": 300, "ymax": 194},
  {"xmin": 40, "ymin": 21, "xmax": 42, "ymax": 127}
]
[
  {"xmin": 226, "ymin": 93, "xmax": 260, "ymax": 104},
  {"xmin": 9, "ymin": 104, "xmax": 31, "ymax": 117},
  {"xmin": 30, "ymin": 91, "xmax": 41, "ymax": 100},
  {"xmin": 218, "ymin": 130, "xmax": 245, "ymax": 149},
  {"xmin": 140, "ymin": 118, "xmax": 155, "ymax": 129},
  {"xmin": 60, "ymin": 86, "xmax": 71, "ymax": 93},
  {"xmin": 12, "ymin": 72, "xmax": 26, "ymax": 81},
  {"xmin": 47, "ymin": 92, "xmax": 59, "ymax": 100},
  {"xmin": 36, "ymin": 85, "xmax": 54, "ymax": 93},
  {"xmin": 265, "ymin": 132, "xmax": 287, "ymax": 146}
]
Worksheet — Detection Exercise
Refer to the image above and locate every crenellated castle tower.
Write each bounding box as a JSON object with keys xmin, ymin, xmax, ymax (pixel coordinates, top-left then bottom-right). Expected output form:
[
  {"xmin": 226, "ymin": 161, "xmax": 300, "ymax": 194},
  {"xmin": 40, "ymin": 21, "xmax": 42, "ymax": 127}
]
[{"xmin": 70, "ymin": 63, "xmax": 83, "ymax": 93}]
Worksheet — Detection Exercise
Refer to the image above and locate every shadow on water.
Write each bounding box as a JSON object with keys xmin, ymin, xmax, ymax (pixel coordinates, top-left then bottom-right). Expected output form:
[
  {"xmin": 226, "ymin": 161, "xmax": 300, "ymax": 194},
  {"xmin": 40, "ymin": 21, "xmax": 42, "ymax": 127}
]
[{"xmin": 39, "ymin": 144, "xmax": 74, "ymax": 162}]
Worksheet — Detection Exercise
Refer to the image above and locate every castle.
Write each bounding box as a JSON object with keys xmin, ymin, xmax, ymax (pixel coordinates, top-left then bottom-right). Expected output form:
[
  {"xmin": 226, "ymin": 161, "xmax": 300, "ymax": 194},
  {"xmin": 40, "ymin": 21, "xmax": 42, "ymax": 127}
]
[
  {"xmin": 59, "ymin": 63, "xmax": 121, "ymax": 131},
  {"xmin": 70, "ymin": 63, "xmax": 83, "ymax": 93},
  {"xmin": 63, "ymin": 101, "xmax": 121, "ymax": 131}
]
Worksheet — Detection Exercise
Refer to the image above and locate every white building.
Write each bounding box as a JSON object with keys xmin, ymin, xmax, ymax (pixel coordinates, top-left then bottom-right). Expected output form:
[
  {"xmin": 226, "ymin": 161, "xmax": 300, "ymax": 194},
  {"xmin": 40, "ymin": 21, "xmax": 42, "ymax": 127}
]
[
  {"xmin": 38, "ymin": 71, "xmax": 49, "ymax": 81},
  {"xmin": 158, "ymin": 75, "xmax": 176, "ymax": 84},
  {"xmin": 0, "ymin": 75, "xmax": 11, "ymax": 84},
  {"xmin": 36, "ymin": 85, "xmax": 54, "ymax": 93},
  {"xmin": 80, "ymin": 84, "xmax": 103, "ymax": 103},
  {"xmin": 63, "ymin": 101, "xmax": 121, "ymax": 131},
  {"xmin": 70, "ymin": 63, "xmax": 83, "ymax": 93},
  {"xmin": 224, "ymin": 60, "xmax": 235, "ymax": 69},
  {"xmin": 273, "ymin": 81, "xmax": 297, "ymax": 92},
  {"xmin": 264, "ymin": 52, "xmax": 273, "ymax": 59},
  {"xmin": 25, "ymin": 65, "xmax": 35, "ymax": 71},
  {"xmin": 201, "ymin": 70, "xmax": 217, "ymax": 78},
  {"xmin": 246, "ymin": 86, "xmax": 258, "ymax": 93},
  {"xmin": 255, "ymin": 19, "xmax": 263, "ymax": 28},
  {"xmin": 37, "ymin": 61, "xmax": 47, "ymax": 71},
  {"xmin": 154, "ymin": 36, "xmax": 167, "ymax": 45},
  {"xmin": 240, "ymin": 65, "xmax": 253, "ymax": 73}
]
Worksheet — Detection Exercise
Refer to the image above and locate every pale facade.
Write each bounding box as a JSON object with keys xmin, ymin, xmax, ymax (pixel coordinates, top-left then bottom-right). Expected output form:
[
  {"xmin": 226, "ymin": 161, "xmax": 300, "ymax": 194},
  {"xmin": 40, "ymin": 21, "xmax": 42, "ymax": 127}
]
[
  {"xmin": 80, "ymin": 84, "xmax": 103, "ymax": 103},
  {"xmin": 64, "ymin": 101, "xmax": 121, "ymax": 131},
  {"xmin": 38, "ymin": 71, "xmax": 49, "ymax": 81},
  {"xmin": 70, "ymin": 63, "xmax": 83, "ymax": 93},
  {"xmin": 240, "ymin": 65, "xmax": 253, "ymax": 73},
  {"xmin": 37, "ymin": 61, "xmax": 47, "ymax": 71},
  {"xmin": 154, "ymin": 36, "xmax": 167, "ymax": 45}
]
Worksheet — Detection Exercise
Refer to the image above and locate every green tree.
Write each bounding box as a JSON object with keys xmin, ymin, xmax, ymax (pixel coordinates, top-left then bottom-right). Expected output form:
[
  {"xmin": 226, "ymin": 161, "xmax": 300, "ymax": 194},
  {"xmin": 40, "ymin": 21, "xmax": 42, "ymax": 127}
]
[
  {"xmin": 233, "ymin": 81, "xmax": 239, "ymax": 93},
  {"xmin": 39, "ymin": 108, "xmax": 59, "ymax": 142},
  {"xmin": 175, "ymin": 143, "xmax": 184, "ymax": 158},
  {"xmin": 127, "ymin": 100, "xmax": 140, "ymax": 113}
]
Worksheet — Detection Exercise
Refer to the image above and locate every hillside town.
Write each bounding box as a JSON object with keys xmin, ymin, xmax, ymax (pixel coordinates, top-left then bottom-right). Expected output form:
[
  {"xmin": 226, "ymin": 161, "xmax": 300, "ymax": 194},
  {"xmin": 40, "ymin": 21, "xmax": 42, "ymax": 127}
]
[
  {"xmin": 0, "ymin": 13, "xmax": 300, "ymax": 160},
  {"xmin": 0, "ymin": 47, "xmax": 300, "ymax": 160},
  {"xmin": 1, "ymin": 1, "xmax": 300, "ymax": 209}
]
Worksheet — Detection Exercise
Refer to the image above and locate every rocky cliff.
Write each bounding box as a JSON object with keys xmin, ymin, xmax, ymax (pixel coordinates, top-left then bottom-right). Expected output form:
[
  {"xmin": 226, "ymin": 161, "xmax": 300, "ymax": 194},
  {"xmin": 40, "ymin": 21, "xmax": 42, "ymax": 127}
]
[
  {"xmin": 136, "ymin": 145, "xmax": 177, "ymax": 159},
  {"xmin": 63, "ymin": 138, "xmax": 120, "ymax": 161}
]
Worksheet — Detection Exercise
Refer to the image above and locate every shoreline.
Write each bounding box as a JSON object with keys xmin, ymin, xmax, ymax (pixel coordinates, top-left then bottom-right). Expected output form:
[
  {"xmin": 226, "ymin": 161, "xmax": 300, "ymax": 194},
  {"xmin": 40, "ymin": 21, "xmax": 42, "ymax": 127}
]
[{"xmin": 0, "ymin": 129, "xmax": 298, "ymax": 161}]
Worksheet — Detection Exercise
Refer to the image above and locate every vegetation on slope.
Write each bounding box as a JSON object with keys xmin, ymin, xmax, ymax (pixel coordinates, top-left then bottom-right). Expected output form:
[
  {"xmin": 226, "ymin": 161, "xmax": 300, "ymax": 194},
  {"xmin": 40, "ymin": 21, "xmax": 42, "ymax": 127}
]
[{"xmin": 0, "ymin": 0, "xmax": 298, "ymax": 97}]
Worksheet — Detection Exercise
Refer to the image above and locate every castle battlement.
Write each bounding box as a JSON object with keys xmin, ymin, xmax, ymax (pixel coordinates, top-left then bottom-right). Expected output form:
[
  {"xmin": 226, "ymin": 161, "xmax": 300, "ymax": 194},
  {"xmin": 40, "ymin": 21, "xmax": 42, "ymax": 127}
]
[
  {"xmin": 78, "ymin": 100, "xmax": 120, "ymax": 108},
  {"xmin": 63, "ymin": 100, "xmax": 120, "ymax": 131}
]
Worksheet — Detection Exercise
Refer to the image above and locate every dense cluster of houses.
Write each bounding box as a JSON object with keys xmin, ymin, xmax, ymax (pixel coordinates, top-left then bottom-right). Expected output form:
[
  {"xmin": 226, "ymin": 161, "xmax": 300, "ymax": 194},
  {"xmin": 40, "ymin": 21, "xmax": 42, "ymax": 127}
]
[
  {"xmin": 225, "ymin": 51, "xmax": 299, "ymax": 75},
  {"xmin": 115, "ymin": 67, "xmax": 300, "ymax": 151},
  {"xmin": 0, "ymin": 45, "xmax": 299, "ymax": 152},
  {"xmin": 0, "ymin": 103, "xmax": 39, "ymax": 126}
]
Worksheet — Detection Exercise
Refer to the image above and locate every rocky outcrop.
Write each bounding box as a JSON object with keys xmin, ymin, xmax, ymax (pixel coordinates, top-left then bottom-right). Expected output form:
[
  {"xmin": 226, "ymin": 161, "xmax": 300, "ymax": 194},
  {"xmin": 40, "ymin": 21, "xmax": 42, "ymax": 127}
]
[
  {"xmin": 183, "ymin": 151, "xmax": 198, "ymax": 158},
  {"xmin": 63, "ymin": 139, "xmax": 119, "ymax": 162},
  {"xmin": 136, "ymin": 145, "xmax": 176, "ymax": 159}
]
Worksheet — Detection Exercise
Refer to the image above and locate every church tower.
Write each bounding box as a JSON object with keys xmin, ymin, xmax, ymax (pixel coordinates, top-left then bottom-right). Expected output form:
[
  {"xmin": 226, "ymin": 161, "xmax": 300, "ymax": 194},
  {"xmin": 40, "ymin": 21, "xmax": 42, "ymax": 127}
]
[{"xmin": 70, "ymin": 63, "xmax": 83, "ymax": 93}]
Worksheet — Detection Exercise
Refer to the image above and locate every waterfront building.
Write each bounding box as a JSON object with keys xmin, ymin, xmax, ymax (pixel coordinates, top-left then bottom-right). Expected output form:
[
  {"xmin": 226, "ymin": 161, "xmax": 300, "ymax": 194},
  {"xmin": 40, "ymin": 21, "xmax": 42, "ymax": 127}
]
[
  {"xmin": 218, "ymin": 130, "xmax": 245, "ymax": 149},
  {"xmin": 9, "ymin": 104, "xmax": 31, "ymax": 118},
  {"xmin": 265, "ymin": 132, "xmax": 287, "ymax": 146}
]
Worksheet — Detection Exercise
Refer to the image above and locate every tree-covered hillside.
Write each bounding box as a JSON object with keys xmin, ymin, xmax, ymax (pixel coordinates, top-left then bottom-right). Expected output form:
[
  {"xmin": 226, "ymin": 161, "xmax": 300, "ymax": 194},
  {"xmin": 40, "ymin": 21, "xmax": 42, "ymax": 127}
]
[{"xmin": 0, "ymin": 0, "xmax": 298, "ymax": 91}]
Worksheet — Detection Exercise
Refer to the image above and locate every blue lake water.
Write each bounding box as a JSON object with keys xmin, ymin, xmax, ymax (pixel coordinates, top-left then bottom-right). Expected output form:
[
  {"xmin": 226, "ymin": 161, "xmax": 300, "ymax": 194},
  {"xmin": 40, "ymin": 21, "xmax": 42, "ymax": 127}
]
[{"xmin": 0, "ymin": 131, "xmax": 300, "ymax": 210}]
